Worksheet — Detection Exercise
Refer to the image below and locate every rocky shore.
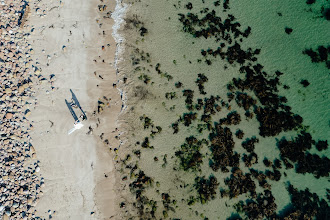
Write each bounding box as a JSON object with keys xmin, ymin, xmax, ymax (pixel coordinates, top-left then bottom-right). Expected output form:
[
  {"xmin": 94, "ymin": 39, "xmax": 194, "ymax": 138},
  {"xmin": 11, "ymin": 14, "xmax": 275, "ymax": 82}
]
[{"xmin": 0, "ymin": 0, "xmax": 45, "ymax": 219}]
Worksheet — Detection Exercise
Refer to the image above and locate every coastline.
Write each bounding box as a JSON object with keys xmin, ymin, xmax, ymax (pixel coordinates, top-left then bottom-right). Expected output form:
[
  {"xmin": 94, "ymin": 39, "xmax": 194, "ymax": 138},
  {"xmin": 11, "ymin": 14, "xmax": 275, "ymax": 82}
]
[{"xmin": 1, "ymin": 0, "xmax": 328, "ymax": 219}]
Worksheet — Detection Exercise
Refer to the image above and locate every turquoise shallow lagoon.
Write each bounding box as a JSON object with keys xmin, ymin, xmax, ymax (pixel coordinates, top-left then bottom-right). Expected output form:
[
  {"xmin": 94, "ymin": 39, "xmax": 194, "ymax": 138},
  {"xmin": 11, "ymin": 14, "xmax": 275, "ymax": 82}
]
[{"xmin": 117, "ymin": 0, "xmax": 329, "ymax": 219}]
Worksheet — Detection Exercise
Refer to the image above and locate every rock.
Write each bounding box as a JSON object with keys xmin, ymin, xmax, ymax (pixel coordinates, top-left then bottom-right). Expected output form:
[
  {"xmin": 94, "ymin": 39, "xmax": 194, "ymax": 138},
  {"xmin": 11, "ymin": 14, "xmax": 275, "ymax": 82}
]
[
  {"xmin": 6, "ymin": 113, "xmax": 13, "ymax": 119},
  {"xmin": 35, "ymin": 167, "xmax": 40, "ymax": 172},
  {"xmin": 9, "ymin": 135, "xmax": 19, "ymax": 140},
  {"xmin": 13, "ymin": 202, "xmax": 19, "ymax": 208},
  {"xmin": 25, "ymin": 110, "xmax": 31, "ymax": 117},
  {"xmin": 5, "ymin": 210, "xmax": 11, "ymax": 216}
]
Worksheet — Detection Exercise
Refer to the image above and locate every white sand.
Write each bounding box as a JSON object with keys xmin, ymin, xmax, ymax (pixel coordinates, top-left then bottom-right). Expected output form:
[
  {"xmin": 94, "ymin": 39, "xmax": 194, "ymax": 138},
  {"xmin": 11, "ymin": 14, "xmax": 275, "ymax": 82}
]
[{"xmin": 26, "ymin": 0, "xmax": 123, "ymax": 219}]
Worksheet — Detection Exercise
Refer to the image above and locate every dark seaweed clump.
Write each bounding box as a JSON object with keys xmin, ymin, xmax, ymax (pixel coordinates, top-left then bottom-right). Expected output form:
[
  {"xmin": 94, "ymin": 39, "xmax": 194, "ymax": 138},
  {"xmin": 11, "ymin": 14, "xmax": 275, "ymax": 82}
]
[
  {"xmin": 235, "ymin": 92, "xmax": 257, "ymax": 111},
  {"xmin": 235, "ymin": 129, "xmax": 244, "ymax": 139},
  {"xmin": 278, "ymin": 132, "xmax": 330, "ymax": 178},
  {"xmin": 220, "ymin": 111, "xmax": 241, "ymax": 126},
  {"xmin": 285, "ymin": 27, "xmax": 293, "ymax": 34},
  {"xmin": 300, "ymin": 79, "xmax": 310, "ymax": 87},
  {"xmin": 323, "ymin": 7, "xmax": 330, "ymax": 20},
  {"xmin": 194, "ymin": 176, "xmax": 219, "ymax": 203},
  {"xmin": 128, "ymin": 170, "xmax": 154, "ymax": 217},
  {"xmin": 179, "ymin": 6, "xmax": 304, "ymax": 137},
  {"xmin": 278, "ymin": 132, "xmax": 313, "ymax": 165},
  {"xmin": 296, "ymin": 153, "xmax": 330, "ymax": 178},
  {"xmin": 175, "ymin": 136, "xmax": 208, "ymax": 171},
  {"xmin": 232, "ymin": 67, "xmax": 303, "ymax": 137},
  {"xmin": 222, "ymin": 168, "xmax": 256, "ymax": 198},
  {"xmin": 316, "ymin": 140, "xmax": 328, "ymax": 151},
  {"xmin": 241, "ymin": 136, "xmax": 259, "ymax": 153},
  {"xmin": 278, "ymin": 184, "xmax": 330, "ymax": 219},
  {"xmin": 303, "ymin": 45, "xmax": 330, "ymax": 69},
  {"xmin": 209, "ymin": 125, "xmax": 240, "ymax": 172},
  {"xmin": 236, "ymin": 190, "xmax": 277, "ymax": 219},
  {"xmin": 195, "ymin": 73, "xmax": 208, "ymax": 95},
  {"xmin": 183, "ymin": 89, "xmax": 194, "ymax": 110},
  {"xmin": 306, "ymin": 0, "xmax": 316, "ymax": 4},
  {"xmin": 140, "ymin": 26, "xmax": 148, "ymax": 36}
]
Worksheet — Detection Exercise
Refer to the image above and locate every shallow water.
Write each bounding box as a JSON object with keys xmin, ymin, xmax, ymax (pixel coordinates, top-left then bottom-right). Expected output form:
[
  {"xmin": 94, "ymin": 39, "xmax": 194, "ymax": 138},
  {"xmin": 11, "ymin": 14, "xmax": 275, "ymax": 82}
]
[{"xmin": 118, "ymin": 0, "xmax": 329, "ymax": 219}]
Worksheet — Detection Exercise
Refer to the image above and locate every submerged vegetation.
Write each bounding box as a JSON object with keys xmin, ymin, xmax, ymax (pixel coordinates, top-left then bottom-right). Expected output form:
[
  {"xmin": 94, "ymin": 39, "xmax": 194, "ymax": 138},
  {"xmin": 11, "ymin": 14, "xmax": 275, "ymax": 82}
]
[{"xmin": 117, "ymin": 0, "xmax": 329, "ymax": 219}]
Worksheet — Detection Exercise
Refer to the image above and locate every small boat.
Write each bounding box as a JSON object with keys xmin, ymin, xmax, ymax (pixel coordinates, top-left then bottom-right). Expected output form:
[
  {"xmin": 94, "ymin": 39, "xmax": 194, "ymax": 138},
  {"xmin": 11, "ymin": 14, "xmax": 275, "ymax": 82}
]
[{"xmin": 65, "ymin": 89, "xmax": 87, "ymax": 135}]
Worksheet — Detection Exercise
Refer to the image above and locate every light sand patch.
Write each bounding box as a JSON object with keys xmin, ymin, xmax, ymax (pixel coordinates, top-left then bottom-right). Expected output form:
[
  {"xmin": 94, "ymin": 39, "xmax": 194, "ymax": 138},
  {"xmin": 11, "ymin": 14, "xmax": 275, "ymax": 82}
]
[{"xmin": 26, "ymin": 0, "xmax": 122, "ymax": 219}]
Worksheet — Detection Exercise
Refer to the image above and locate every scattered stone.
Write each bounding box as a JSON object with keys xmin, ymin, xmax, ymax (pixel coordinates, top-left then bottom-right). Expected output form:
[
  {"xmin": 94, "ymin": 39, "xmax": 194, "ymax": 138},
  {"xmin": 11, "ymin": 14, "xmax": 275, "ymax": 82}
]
[{"xmin": 0, "ymin": 1, "xmax": 43, "ymax": 218}]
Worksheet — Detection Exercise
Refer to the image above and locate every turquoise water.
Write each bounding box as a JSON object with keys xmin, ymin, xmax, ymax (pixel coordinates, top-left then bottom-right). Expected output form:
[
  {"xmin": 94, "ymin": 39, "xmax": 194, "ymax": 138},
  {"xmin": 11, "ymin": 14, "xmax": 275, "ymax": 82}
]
[{"xmin": 118, "ymin": 0, "xmax": 329, "ymax": 219}]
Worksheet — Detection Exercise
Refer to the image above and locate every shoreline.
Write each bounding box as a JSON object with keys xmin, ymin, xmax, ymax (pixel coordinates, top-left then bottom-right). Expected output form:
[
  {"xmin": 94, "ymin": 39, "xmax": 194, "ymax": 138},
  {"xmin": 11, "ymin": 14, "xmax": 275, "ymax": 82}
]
[
  {"xmin": 23, "ymin": 0, "xmax": 124, "ymax": 219},
  {"xmin": 1, "ymin": 0, "xmax": 328, "ymax": 219}
]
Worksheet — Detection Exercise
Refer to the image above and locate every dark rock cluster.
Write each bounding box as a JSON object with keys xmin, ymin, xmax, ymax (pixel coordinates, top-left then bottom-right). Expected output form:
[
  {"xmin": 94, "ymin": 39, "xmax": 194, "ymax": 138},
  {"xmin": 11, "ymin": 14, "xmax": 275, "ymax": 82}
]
[
  {"xmin": 232, "ymin": 66, "xmax": 303, "ymax": 137},
  {"xmin": 300, "ymin": 79, "xmax": 310, "ymax": 87},
  {"xmin": 140, "ymin": 115, "xmax": 154, "ymax": 129},
  {"xmin": 141, "ymin": 137, "xmax": 153, "ymax": 149},
  {"xmin": 161, "ymin": 193, "xmax": 175, "ymax": 213},
  {"xmin": 182, "ymin": 112, "xmax": 198, "ymax": 126},
  {"xmin": 179, "ymin": 6, "xmax": 251, "ymax": 40}
]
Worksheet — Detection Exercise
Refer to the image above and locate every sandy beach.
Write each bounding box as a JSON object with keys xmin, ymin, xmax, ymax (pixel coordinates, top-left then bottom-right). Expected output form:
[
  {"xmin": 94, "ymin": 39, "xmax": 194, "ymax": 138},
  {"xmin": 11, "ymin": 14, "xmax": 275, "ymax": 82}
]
[{"xmin": 25, "ymin": 0, "xmax": 122, "ymax": 219}]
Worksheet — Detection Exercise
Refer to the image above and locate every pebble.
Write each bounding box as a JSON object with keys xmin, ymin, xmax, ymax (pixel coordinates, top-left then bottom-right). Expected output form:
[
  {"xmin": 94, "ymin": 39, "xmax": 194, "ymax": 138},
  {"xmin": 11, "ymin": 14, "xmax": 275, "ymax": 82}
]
[
  {"xmin": 5, "ymin": 113, "xmax": 13, "ymax": 119},
  {"xmin": 0, "ymin": 0, "xmax": 51, "ymax": 218}
]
